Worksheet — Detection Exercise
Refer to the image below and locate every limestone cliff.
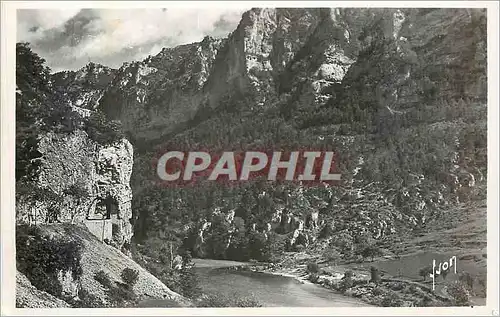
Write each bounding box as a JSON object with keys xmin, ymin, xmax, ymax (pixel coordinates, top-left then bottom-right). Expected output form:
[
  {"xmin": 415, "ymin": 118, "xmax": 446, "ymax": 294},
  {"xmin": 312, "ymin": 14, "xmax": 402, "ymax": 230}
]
[{"xmin": 16, "ymin": 129, "xmax": 134, "ymax": 248}]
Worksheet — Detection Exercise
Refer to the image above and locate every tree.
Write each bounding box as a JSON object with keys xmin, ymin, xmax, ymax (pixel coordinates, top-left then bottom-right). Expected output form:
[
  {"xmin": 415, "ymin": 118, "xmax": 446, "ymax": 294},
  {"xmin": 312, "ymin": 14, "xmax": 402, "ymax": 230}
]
[
  {"xmin": 332, "ymin": 232, "xmax": 354, "ymax": 256},
  {"xmin": 307, "ymin": 262, "xmax": 319, "ymax": 274},
  {"xmin": 340, "ymin": 270, "xmax": 354, "ymax": 291},
  {"xmin": 370, "ymin": 266, "xmax": 381, "ymax": 284},
  {"xmin": 16, "ymin": 43, "xmax": 78, "ymax": 181},
  {"xmin": 16, "ymin": 225, "xmax": 83, "ymax": 298},
  {"xmin": 178, "ymin": 252, "xmax": 202, "ymax": 299},
  {"xmin": 323, "ymin": 247, "xmax": 341, "ymax": 265},
  {"xmin": 84, "ymin": 110, "xmax": 125, "ymax": 145},
  {"xmin": 201, "ymin": 214, "xmax": 230, "ymax": 259},
  {"xmin": 361, "ymin": 245, "xmax": 383, "ymax": 262}
]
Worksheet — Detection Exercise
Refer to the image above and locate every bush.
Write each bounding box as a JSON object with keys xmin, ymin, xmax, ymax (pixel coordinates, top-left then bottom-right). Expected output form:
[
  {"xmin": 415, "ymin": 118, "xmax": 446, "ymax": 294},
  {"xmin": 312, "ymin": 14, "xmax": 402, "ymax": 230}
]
[
  {"xmin": 107, "ymin": 282, "xmax": 137, "ymax": 306},
  {"xmin": 306, "ymin": 262, "xmax": 319, "ymax": 274},
  {"xmin": 121, "ymin": 268, "xmax": 139, "ymax": 288},
  {"xmin": 179, "ymin": 268, "xmax": 202, "ymax": 299},
  {"xmin": 197, "ymin": 294, "xmax": 233, "ymax": 307},
  {"xmin": 360, "ymin": 245, "xmax": 383, "ymax": 261},
  {"xmin": 84, "ymin": 110, "xmax": 124, "ymax": 145},
  {"xmin": 372, "ymin": 287, "xmax": 384, "ymax": 296},
  {"xmin": 94, "ymin": 270, "xmax": 112, "ymax": 288},
  {"xmin": 323, "ymin": 247, "xmax": 341, "ymax": 265},
  {"xmin": 234, "ymin": 297, "xmax": 263, "ymax": 307},
  {"xmin": 458, "ymin": 271, "xmax": 474, "ymax": 292},
  {"xmin": 95, "ymin": 269, "xmax": 137, "ymax": 307},
  {"xmin": 309, "ymin": 273, "xmax": 320, "ymax": 283},
  {"xmin": 16, "ymin": 225, "xmax": 83, "ymax": 298}
]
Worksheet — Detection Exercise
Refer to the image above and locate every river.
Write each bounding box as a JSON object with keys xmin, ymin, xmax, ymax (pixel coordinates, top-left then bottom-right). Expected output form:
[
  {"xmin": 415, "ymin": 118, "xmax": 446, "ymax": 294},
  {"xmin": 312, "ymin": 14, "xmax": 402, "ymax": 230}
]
[{"xmin": 191, "ymin": 258, "xmax": 372, "ymax": 307}]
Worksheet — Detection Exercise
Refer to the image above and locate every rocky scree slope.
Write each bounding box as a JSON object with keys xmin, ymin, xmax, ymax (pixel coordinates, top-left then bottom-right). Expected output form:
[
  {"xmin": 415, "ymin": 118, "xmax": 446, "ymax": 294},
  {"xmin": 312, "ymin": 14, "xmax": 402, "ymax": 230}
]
[{"xmin": 53, "ymin": 8, "xmax": 487, "ymax": 262}]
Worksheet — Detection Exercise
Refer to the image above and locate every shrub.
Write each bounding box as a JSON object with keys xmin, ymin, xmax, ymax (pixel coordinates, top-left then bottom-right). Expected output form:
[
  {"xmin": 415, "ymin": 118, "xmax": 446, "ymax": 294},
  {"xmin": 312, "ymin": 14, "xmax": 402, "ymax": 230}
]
[
  {"xmin": 306, "ymin": 262, "xmax": 319, "ymax": 274},
  {"xmin": 475, "ymin": 274, "xmax": 487, "ymax": 297},
  {"xmin": 234, "ymin": 297, "xmax": 263, "ymax": 307},
  {"xmin": 196, "ymin": 293, "xmax": 234, "ymax": 307},
  {"xmin": 178, "ymin": 265, "xmax": 202, "ymax": 299},
  {"xmin": 94, "ymin": 270, "xmax": 112, "ymax": 288},
  {"xmin": 84, "ymin": 110, "xmax": 124, "ymax": 145},
  {"xmin": 372, "ymin": 287, "xmax": 384, "ymax": 296},
  {"xmin": 16, "ymin": 225, "xmax": 83, "ymax": 298},
  {"xmin": 323, "ymin": 247, "xmax": 341, "ymax": 265},
  {"xmin": 107, "ymin": 282, "xmax": 137, "ymax": 307},
  {"xmin": 94, "ymin": 269, "xmax": 137, "ymax": 307},
  {"xmin": 309, "ymin": 273, "xmax": 320, "ymax": 283},
  {"xmin": 121, "ymin": 268, "xmax": 139, "ymax": 288},
  {"xmin": 360, "ymin": 245, "xmax": 383, "ymax": 261},
  {"xmin": 458, "ymin": 271, "xmax": 474, "ymax": 292}
]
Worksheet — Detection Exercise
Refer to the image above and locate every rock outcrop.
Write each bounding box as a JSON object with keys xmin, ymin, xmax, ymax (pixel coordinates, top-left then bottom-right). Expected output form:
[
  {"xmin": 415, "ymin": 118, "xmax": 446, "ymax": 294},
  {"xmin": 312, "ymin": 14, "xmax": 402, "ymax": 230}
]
[{"xmin": 16, "ymin": 129, "xmax": 134, "ymax": 248}]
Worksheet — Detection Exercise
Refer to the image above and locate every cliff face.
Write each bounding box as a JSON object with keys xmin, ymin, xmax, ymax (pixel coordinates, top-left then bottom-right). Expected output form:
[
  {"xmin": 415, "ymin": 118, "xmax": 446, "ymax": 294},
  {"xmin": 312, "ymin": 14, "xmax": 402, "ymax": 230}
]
[
  {"xmin": 64, "ymin": 8, "xmax": 486, "ymax": 140},
  {"xmin": 96, "ymin": 37, "xmax": 225, "ymax": 142},
  {"xmin": 16, "ymin": 130, "xmax": 134, "ymax": 247},
  {"xmin": 51, "ymin": 8, "xmax": 487, "ymax": 257}
]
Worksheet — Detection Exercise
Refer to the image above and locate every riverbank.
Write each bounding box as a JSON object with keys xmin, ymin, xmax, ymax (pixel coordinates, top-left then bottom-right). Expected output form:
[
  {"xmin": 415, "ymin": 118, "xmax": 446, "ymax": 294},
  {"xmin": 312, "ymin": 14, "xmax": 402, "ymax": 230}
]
[
  {"xmin": 217, "ymin": 256, "xmax": 453, "ymax": 307},
  {"xmin": 192, "ymin": 258, "xmax": 372, "ymax": 307}
]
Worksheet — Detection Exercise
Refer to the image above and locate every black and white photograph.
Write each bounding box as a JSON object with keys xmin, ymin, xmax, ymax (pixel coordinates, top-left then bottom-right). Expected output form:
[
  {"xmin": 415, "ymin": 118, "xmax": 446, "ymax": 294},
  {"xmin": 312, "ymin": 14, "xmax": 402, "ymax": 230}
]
[{"xmin": 1, "ymin": 1, "xmax": 498, "ymax": 314}]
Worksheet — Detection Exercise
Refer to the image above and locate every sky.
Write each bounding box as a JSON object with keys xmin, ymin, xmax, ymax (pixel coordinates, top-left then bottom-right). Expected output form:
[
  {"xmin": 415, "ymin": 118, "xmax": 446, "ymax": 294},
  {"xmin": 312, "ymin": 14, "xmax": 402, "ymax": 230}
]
[{"xmin": 17, "ymin": 8, "xmax": 248, "ymax": 72}]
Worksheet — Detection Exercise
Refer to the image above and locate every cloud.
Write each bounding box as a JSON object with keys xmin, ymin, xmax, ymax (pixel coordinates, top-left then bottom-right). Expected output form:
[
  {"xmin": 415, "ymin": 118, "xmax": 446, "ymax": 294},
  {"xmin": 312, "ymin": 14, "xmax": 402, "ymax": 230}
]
[
  {"xmin": 17, "ymin": 9, "xmax": 81, "ymax": 38},
  {"xmin": 17, "ymin": 8, "xmax": 248, "ymax": 72}
]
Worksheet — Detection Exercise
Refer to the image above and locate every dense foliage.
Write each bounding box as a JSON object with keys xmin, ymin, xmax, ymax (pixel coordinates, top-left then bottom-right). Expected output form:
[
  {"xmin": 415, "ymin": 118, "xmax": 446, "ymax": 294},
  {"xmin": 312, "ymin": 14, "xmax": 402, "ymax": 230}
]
[{"xmin": 16, "ymin": 225, "xmax": 84, "ymax": 298}]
